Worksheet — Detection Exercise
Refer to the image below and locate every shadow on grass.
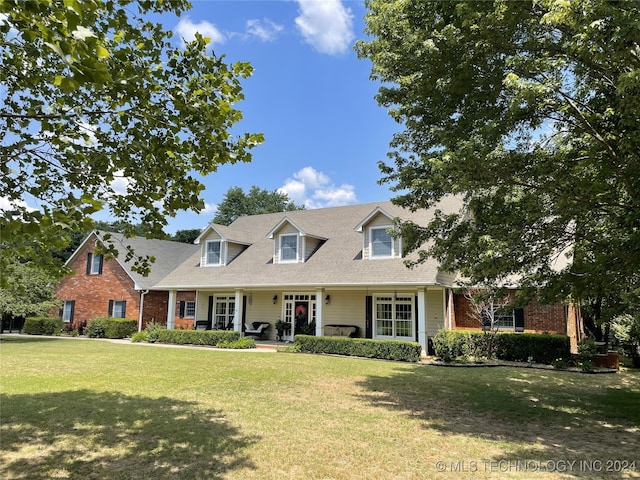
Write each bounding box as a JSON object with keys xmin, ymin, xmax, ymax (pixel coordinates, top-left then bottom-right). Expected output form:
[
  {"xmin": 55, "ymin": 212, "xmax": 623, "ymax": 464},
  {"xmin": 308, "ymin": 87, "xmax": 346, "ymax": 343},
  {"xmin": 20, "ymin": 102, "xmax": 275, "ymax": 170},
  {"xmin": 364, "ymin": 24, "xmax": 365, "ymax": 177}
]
[
  {"xmin": 1, "ymin": 389, "xmax": 257, "ymax": 479},
  {"xmin": 356, "ymin": 365, "xmax": 639, "ymax": 476}
]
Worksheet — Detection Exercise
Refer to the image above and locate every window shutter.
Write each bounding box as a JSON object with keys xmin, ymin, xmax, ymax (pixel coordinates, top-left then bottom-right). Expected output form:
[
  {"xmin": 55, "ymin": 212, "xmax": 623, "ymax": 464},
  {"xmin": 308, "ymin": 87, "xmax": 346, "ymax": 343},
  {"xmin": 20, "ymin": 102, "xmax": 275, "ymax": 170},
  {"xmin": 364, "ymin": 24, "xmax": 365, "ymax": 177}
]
[
  {"xmin": 59, "ymin": 307, "xmax": 63, "ymax": 317},
  {"xmin": 86, "ymin": 253, "xmax": 92, "ymax": 275},
  {"xmin": 365, "ymin": 296, "xmax": 373, "ymax": 339},
  {"xmin": 415, "ymin": 296, "xmax": 419, "ymax": 342},
  {"xmin": 121, "ymin": 301, "xmax": 126, "ymax": 318},
  {"xmin": 108, "ymin": 300, "xmax": 114, "ymax": 317},
  {"xmin": 207, "ymin": 295, "xmax": 214, "ymax": 329},
  {"xmin": 98, "ymin": 254, "xmax": 103, "ymax": 274},
  {"xmin": 515, "ymin": 308, "xmax": 525, "ymax": 332},
  {"xmin": 179, "ymin": 301, "xmax": 185, "ymax": 318}
]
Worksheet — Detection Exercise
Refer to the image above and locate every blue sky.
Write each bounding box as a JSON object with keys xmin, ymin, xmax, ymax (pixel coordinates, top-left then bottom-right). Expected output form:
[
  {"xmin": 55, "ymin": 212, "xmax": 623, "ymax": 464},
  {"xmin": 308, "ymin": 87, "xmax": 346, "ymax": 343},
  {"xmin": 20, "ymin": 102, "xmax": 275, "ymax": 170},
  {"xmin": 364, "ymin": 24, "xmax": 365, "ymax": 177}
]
[{"xmin": 148, "ymin": 0, "xmax": 400, "ymax": 234}]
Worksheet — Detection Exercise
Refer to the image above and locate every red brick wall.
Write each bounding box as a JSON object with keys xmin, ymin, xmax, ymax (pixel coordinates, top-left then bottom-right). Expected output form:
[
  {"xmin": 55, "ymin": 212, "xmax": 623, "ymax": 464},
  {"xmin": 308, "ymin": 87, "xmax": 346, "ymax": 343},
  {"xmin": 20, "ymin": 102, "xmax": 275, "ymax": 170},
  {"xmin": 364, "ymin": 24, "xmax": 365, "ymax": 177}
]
[
  {"xmin": 452, "ymin": 293, "xmax": 566, "ymax": 334},
  {"xmin": 56, "ymin": 235, "xmax": 140, "ymax": 328},
  {"xmin": 174, "ymin": 292, "xmax": 197, "ymax": 330},
  {"xmin": 141, "ymin": 290, "xmax": 168, "ymax": 329}
]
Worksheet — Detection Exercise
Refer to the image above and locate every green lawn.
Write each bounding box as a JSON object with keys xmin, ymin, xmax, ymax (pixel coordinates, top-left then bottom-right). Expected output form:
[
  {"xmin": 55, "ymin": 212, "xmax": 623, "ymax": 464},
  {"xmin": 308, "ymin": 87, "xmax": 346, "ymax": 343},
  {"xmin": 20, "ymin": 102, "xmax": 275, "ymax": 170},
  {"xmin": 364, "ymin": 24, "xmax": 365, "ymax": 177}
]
[{"xmin": 1, "ymin": 336, "xmax": 638, "ymax": 480}]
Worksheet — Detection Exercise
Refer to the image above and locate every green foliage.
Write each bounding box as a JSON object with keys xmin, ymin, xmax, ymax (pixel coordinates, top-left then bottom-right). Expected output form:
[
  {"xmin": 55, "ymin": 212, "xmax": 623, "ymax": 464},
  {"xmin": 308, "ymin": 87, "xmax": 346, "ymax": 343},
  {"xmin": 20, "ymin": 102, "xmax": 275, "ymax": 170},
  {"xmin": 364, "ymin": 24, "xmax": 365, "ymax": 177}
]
[
  {"xmin": 213, "ymin": 186, "xmax": 305, "ymax": 226},
  {"xmin": 170, "ymin": 229, "xmax": 202, "ymax": 244},
  {"xmin": 130, "ymin": 331, "xmax": 148, "ymax": 343},
  {"xmin": 85, "ymin": 317, "xmax": 109, "ymax": 338},
  {"xmin": 0, "ymin": 260, "xmax": 60, "ymax": 319},
  {"xmin": 433, "ymin": 330, "xmax": 571, "ymax": 365},
  {"xmin": 22, "ymin": 317, "xmax": 64, "ymax": 336},
  {"xmin": 156, "ymin": 329, "xmax": 240, "ymax": 346},
  {"xmin": 356, "ymin": 1, "xmax": 640, "ymax": 323},
  {"xmin": 578, "ymin": 338, "xmax": 597, "ymax": 372},
  {"xmin": 611, "ymin": 313, "xmax": 640, "ymax": 367},
  {"xmin": 294, "ymin": 335, "xmax": 422, "ymax": 362},
  {"xmin": 0, "ymin": 0, "xmax": 263, "ymax": 282},
  {"xmin": 215, "ymin": 337, "xmax": 256, "ymax": 349},
  {"xmin": 143, "ymin": 321, "xmax": 165, "ymax": 343},
  {"xmin": 104, "ymin": 318, "xmax": 137, "ymax": 339}
]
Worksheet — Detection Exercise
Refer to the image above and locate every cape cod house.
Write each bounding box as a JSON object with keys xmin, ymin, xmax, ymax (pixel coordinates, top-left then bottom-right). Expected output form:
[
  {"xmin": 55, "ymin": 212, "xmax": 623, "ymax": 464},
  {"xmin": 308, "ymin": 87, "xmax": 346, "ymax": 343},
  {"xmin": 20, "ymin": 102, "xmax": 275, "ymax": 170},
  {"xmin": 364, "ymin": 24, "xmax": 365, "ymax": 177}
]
[{"xmin": 56, "ymin": 198, "xmax": 574, "ymax": 355}]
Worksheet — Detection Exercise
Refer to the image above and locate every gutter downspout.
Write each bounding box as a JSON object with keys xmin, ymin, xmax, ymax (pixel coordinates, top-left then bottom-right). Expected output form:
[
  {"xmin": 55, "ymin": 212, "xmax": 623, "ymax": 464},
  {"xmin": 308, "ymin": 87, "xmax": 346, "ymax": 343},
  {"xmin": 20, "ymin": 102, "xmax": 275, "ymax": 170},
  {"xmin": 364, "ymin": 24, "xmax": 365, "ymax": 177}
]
[{"xmin": 138, "ymin": 290, "xmax": 149, "ymax": 332}]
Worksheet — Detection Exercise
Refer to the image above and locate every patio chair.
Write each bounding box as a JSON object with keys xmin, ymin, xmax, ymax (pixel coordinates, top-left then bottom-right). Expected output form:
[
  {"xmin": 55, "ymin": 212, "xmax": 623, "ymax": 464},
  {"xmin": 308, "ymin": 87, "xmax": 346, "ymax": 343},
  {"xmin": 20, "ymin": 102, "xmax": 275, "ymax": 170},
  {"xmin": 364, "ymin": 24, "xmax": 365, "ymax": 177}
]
[{"xmin": 244, "ymin": 322, "xmax": 270, "ymax": 339}]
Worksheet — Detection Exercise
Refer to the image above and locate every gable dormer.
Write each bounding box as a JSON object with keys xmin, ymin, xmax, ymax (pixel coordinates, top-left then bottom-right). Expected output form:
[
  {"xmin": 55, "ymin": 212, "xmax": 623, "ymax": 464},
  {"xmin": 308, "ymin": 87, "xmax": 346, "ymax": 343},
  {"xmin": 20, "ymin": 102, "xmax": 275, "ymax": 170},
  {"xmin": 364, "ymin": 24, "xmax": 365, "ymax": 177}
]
[
  {"xmin": 194, "ymin": 225, "xmax": 251, "ymax": 267},
  {"xmin": 354, "ymin": 207, "xmax": 402, "ymax": 260},
  {"xmin": 266, "ymin": 217, "xmax": 326, "ymax": 264}
]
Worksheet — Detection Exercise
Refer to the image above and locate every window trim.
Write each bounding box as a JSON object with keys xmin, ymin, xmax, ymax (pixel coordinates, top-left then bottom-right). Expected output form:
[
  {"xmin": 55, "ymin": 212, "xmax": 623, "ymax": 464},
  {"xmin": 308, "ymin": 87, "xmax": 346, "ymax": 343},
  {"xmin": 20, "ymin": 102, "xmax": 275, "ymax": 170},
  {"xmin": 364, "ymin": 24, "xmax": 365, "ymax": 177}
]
[
  {"xmin": 205, "ymin": 239, "xmax": 222, "ymax": 266},
  {"xmin": 373, "ymin": 294, "xmax": 414, "ymax": 340},
  {"xmin": 279, "ymin": 233, "xmax": 299, "ymax": 263},
  {"xmin": 369, "ymin": 226, "xmax": 394, "ymax": 259},
  {"xmin": 185, "ymin": 301, "xmax": 196, "ymax": 318}
]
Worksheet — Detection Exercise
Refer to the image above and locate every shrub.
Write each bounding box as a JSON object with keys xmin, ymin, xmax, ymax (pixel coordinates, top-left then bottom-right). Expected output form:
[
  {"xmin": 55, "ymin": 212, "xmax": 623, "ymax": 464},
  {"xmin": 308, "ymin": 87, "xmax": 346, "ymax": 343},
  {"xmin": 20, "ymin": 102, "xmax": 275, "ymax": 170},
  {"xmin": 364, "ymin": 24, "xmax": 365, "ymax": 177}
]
[
  {"xmin": 22, "ymin": 317, "xmax": 64, "ymax": 335},
  {"xmin": 433, "ymin": 330, "xmax": 571, "ymax": 365},
  {"xmin": 578, "ymin": 338, "xmax": 597, "ymax": 372},
  {"xmin": 610, "ymin": 313, "xmax": 640, "ymax": 367},
  {"xmin": 156, "ymin": 329, "xmax": 240, "ymax": 346},
  {"xmin": 144, "ymin": 321, "xmax": 165, "ymax": 343},
  {"xmin": 294, "ymin": 335, "xmax": 421, "ymax": 362},
  {"xmin": 131, "ymin": 331, "xmax": 148, "ymax": 343},
  {"xmin": 86, "ymin": 317, "xmax": 109, "ymax": 338},
  {"xmin": 104, "ymin": 318, "xmax": 137, "ymax": 339},
  {"xmin": 216, "ymin": 337, "xmax": 256, "ymax": 349}
]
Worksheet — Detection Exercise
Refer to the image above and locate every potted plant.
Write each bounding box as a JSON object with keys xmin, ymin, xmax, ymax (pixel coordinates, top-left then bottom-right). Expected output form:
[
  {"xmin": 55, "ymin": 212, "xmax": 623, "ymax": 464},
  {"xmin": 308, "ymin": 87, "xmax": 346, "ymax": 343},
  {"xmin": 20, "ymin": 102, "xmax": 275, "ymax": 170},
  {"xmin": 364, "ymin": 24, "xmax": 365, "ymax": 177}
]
[{"xmin": 275, "ymin": 320, "xmax": 289, "ymax": 340}]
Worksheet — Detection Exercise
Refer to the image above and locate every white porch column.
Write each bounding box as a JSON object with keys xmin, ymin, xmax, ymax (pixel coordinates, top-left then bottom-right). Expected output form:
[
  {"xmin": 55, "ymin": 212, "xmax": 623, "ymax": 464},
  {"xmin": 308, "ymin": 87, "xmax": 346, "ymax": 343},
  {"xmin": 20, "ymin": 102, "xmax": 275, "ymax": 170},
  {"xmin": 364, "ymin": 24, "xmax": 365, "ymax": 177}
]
[
  {"xmin": 315, "ymin": 288, "xmax": 324, "ymax": 336},
  {"xmin": 234, "ymin": 289, "xmax": 244, "ymax": 333},
  {"xmin": 417, "ymin": 288, "xmax": 427, "ymax": 356},
  {"xmin": 167, "ymin": 289, "xmax": 177, "ymax": 330}
]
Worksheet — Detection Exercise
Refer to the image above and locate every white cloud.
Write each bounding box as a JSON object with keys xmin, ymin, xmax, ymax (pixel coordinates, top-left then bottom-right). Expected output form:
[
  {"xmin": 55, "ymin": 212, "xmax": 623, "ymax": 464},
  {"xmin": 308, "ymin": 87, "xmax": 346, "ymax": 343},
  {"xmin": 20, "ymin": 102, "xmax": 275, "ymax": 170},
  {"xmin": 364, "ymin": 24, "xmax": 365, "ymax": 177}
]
[
  {"xmin": 110, "ymin": 170, "xmax": 132, "ymax": 196},
  {"xmin": 0, "ymin": 197, "xmax": 37, "ymax": 214},
  {"xmin": 175, "ymin": 17, "xmax": 225, "ymax": 48},
  {"xmin": 279, "ymin": 166, "xmax": 356, "ymax": 209},
  {"xmin": 202, "ymin": 202, "xmax": 218, "ymax": 215},
  {"xmin": 294, "ymin": 0, "xmax": 354, "ymax": 55},
  {"xmin": 246, "ymin": 18, "xmax": 284, "ymax": 42}
]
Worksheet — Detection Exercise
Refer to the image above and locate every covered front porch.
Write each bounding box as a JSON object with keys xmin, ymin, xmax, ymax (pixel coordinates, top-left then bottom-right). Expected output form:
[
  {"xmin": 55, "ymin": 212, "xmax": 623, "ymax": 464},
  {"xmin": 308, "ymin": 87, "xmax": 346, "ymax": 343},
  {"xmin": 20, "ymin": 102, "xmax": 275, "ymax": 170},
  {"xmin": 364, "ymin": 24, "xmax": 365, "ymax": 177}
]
[{"xmin": 165, "ymin": 286, "xmax": 451, "ymax": 356}]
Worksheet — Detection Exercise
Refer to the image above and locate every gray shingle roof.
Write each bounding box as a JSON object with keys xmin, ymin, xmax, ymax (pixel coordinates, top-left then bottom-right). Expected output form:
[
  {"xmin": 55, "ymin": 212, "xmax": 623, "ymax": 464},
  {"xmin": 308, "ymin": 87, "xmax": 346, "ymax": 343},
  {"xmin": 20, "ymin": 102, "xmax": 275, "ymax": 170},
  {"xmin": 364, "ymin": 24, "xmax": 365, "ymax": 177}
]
[{"xmin": 154, "ymin": 197, "xmax": 464, "ymax": 290}]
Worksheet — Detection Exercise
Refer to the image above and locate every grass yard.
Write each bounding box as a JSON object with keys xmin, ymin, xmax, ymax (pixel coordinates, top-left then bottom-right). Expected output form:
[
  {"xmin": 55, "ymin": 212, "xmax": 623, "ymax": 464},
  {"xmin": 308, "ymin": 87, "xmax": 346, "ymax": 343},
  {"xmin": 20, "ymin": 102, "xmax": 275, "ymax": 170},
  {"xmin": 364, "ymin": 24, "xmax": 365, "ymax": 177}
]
[{"xmin": 1, "ymin": 336, "xmax": 639, "ymax": 480}]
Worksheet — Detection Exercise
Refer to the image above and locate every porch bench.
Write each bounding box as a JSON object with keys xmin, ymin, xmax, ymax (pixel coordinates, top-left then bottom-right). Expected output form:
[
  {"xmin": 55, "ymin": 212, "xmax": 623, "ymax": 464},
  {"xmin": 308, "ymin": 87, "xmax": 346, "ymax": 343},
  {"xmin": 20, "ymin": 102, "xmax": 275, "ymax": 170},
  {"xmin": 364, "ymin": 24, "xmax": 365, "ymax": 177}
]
[
  {"xmin": 324, "ymin": 324, "xmax": 359, "ymax": 338},
  {"xmin": 195, "ymin": 320, "xmax": 209, "ymax": 330},
  {"xmin": 244, "ymin": 322, "xmax": 270, "ymax": 339}
]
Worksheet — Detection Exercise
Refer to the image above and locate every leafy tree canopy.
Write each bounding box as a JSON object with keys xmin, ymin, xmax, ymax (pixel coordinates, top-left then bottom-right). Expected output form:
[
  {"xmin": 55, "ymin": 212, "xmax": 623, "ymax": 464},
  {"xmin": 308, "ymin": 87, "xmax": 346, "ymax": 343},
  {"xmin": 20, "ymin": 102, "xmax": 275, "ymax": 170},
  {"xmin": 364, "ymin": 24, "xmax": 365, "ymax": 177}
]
[
  {"xmin": 356, "ymin": 0, "xmax": 640, "ymax": 329},
  {"xmin": 170, "ymin": 228, "xmax": 201, "ymax": 244},
  {"xmin": 213, "ymin": 186, "xmax": 304, "ymax": 226},
  {"xmin": 0, "ymin": 0, "xmax": 263, "ymax": 282},
  {"xmin": 0, "ymin": 259, "xmax": 59, "ymax": 319}
]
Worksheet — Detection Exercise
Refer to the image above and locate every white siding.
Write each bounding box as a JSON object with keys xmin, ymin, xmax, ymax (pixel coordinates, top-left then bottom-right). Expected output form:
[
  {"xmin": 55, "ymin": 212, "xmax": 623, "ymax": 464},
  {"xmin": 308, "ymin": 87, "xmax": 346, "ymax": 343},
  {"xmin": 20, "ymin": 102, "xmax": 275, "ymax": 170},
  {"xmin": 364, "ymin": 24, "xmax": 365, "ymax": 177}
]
[{"xmin": 426, "ymin": 288, "xmax": 446, "ymax": 337}]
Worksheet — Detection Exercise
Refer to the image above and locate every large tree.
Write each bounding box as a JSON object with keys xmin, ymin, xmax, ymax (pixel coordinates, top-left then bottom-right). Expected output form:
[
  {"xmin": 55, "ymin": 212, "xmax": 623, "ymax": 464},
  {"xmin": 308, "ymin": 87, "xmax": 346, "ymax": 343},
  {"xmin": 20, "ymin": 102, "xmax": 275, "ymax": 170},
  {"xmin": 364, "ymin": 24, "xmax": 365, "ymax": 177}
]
[
  {"xmin": 355, "ymin": 0, "xmax": 640, "ymax": 336},
  {"xmin": 213, "ymin": 186, "xmax": 304, "ymax": 226},
  {"xmin": 0, "ymin": 0, "xmax": 263, "ymax": 280}
]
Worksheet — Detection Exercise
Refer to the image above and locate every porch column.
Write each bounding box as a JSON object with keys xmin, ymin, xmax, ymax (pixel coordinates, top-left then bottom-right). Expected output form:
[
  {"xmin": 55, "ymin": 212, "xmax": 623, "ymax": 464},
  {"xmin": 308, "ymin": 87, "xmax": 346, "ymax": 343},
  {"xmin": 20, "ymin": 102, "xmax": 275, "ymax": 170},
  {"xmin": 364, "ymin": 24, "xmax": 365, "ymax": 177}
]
[
  {"xmin": 417, "ymin": 288, "xmax": 427, "ymax": 357},
  {"xmin": 315, "ymin": 288, "xmax": 324, "ymax": 336},
  {"xmin": 234, "ymin": 289, "xmax": 243, "ymax": 333},
  {"xmin": 167, "ymin": 289, "xmax": 177, "ymax": 330}
]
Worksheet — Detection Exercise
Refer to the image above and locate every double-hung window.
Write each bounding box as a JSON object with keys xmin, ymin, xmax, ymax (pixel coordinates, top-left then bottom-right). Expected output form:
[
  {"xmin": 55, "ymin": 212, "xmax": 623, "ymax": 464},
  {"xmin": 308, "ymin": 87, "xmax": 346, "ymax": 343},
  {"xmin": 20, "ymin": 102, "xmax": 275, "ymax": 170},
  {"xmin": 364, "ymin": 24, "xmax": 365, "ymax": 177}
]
[
  {"xmin": 87, "ymin": 252, "xmax": 103, "ymax": 275},
  {"xmin": 280, "ymin": 234, "xmax": 298, "ymax": 262},
  {"xmin": 370, "ymin": 227, "xmax": 393, "ymax": 258},
  {"xmin": 109, "ymin": 300, "xmax": 126, "ymax": 318},
  {"xmin": 206, "ymin": 240, "xmax": 222, "ymax": 266},
  {"xmin": 185, "ymin": 301, "xmax": 196, "ymax": 318},
  {"xmin": 62, "ymin": 300, "xmax": 75, "ymax": 322}
]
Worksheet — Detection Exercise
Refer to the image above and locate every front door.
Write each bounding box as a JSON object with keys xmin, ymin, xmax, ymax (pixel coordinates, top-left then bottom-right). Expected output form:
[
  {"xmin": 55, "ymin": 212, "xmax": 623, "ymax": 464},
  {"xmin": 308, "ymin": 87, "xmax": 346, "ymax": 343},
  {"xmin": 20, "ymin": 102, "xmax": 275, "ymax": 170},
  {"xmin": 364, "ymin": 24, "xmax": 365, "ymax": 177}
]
[{"xmin": 282, "ymin": 294, "xmax": 316, "ymax": 341}]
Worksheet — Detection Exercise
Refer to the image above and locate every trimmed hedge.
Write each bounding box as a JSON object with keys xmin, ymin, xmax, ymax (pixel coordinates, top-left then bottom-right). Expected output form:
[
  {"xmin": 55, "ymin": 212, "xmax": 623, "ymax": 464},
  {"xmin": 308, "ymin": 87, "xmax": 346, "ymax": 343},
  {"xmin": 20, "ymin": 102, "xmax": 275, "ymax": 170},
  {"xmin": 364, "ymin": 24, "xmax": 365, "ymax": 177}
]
[
  {"xmin": 433, "ymin": 330, "xmax": 571, "ymax": 365},
  {"xmin": 23, "ymin": 317, "xmax": 64, "ymax": 335},
  {"xmin": 86, "ymin": 317, "xmax": 137, "ymax": 339},
  {"xmin": 294, "ymin": 335, "xmax": 422, "ymax": 362},
  {"xmin": 104, "ymin": 318, "xmax": 137, "ymax": 339},
  {"xmin": 156, "ymin": 329, "xmax": 240, "ymax": 346}
]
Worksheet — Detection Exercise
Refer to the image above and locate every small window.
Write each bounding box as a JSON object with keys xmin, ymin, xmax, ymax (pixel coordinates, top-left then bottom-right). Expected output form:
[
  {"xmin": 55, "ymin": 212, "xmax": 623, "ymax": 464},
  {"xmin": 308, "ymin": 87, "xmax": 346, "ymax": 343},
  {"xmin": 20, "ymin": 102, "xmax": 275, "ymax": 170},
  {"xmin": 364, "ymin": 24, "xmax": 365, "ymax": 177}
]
[
  {"xmin": 280, "ymin": 234, "xmax": 298, "ymax": 262},
  {"xmin": 482, "ymin": 309, "xmax": 515, "ymax": 330},
  {"xmin": 109, "ymin": 300, "xmax": 126, "ymax": 318},
  {"xmin": 206, "ymin": 240, "xmax": 221, "ymax": 265},
  {"xmin": 87, "ymin": 252, "xmax": 103, "ymax": 275},
  {"xmin": 370, "ymin": 227, "xmax": 393, "ymax": 258},
  {"xmin": 185, "ymin": 301, "xmax": 196, "ymax": 317},
  {"xmin": 62, "ymin": 300, "xmax": 75, "ymax": 322}
]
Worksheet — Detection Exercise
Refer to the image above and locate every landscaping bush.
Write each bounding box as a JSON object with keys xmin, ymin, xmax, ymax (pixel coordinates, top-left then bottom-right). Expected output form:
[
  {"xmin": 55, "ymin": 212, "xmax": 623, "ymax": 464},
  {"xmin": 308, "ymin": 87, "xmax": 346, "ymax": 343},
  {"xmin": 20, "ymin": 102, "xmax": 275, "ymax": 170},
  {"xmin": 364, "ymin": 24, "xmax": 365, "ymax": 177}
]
[
  {"xmin": 22, "ymin": 317, "xmax": 64, "ymax": 336},
  {"xmin": 144, "ymin": 321, "xmax": 165, "ymax": 343},
  {"xmin": 216, "ymin": 337, "xmax": 256, "ymax": 349},
  {"xmin": 433, "ymin": 330, "xmax": 571, "ymax": 365},
  {"xmin": 104, "ymin": 318, "xmax": 137, "ymax": 339},
  {"xmin": 131, "ymin": 331, "xmax": 148, "ymax": 343},
  {"xmin": 86, "ymin": 317, "xmax": 109, "ymax": 338},
  {"xmin": 294, "ymin": 335, "xmax": 421, "ymax": 362},
  {"xmin": 156, "ymin": 329, "xmax": 240, "ymax": 346}
]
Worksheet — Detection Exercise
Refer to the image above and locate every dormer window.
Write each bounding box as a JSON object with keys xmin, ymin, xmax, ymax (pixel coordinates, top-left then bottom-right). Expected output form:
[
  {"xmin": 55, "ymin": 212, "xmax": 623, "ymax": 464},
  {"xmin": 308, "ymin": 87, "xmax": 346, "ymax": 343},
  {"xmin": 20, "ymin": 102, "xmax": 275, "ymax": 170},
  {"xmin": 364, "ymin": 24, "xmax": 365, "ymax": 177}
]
[
  {"xmin": 279, "ymin": 234, "xmax": 298, "ymax": 263},
  {"xmin": 370, "ymin": 227, "xmax": 393, "ymax": 258},
  {"xmin": 206, "ymin": 240, "xmax": 222, "ymax": 266}
]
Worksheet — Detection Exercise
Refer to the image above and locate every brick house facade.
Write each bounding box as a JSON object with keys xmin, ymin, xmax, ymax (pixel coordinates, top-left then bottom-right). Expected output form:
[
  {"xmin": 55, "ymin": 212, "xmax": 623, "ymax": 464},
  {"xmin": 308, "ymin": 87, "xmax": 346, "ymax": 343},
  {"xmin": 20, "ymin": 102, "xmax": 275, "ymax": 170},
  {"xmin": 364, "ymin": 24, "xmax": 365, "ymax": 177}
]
[{"xmin": 55, "ymin": 232, "xmax": 198, "ymax": 331}]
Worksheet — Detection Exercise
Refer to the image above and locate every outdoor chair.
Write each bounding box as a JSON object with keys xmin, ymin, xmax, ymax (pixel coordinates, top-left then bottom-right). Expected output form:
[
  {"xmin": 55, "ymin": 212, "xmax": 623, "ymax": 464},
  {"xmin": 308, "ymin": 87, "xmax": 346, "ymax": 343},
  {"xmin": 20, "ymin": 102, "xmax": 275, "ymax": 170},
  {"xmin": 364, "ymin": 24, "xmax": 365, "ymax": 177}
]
[{"xmin": 244, "ymin": 322, "xmax": 270, "ymax": 339}]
